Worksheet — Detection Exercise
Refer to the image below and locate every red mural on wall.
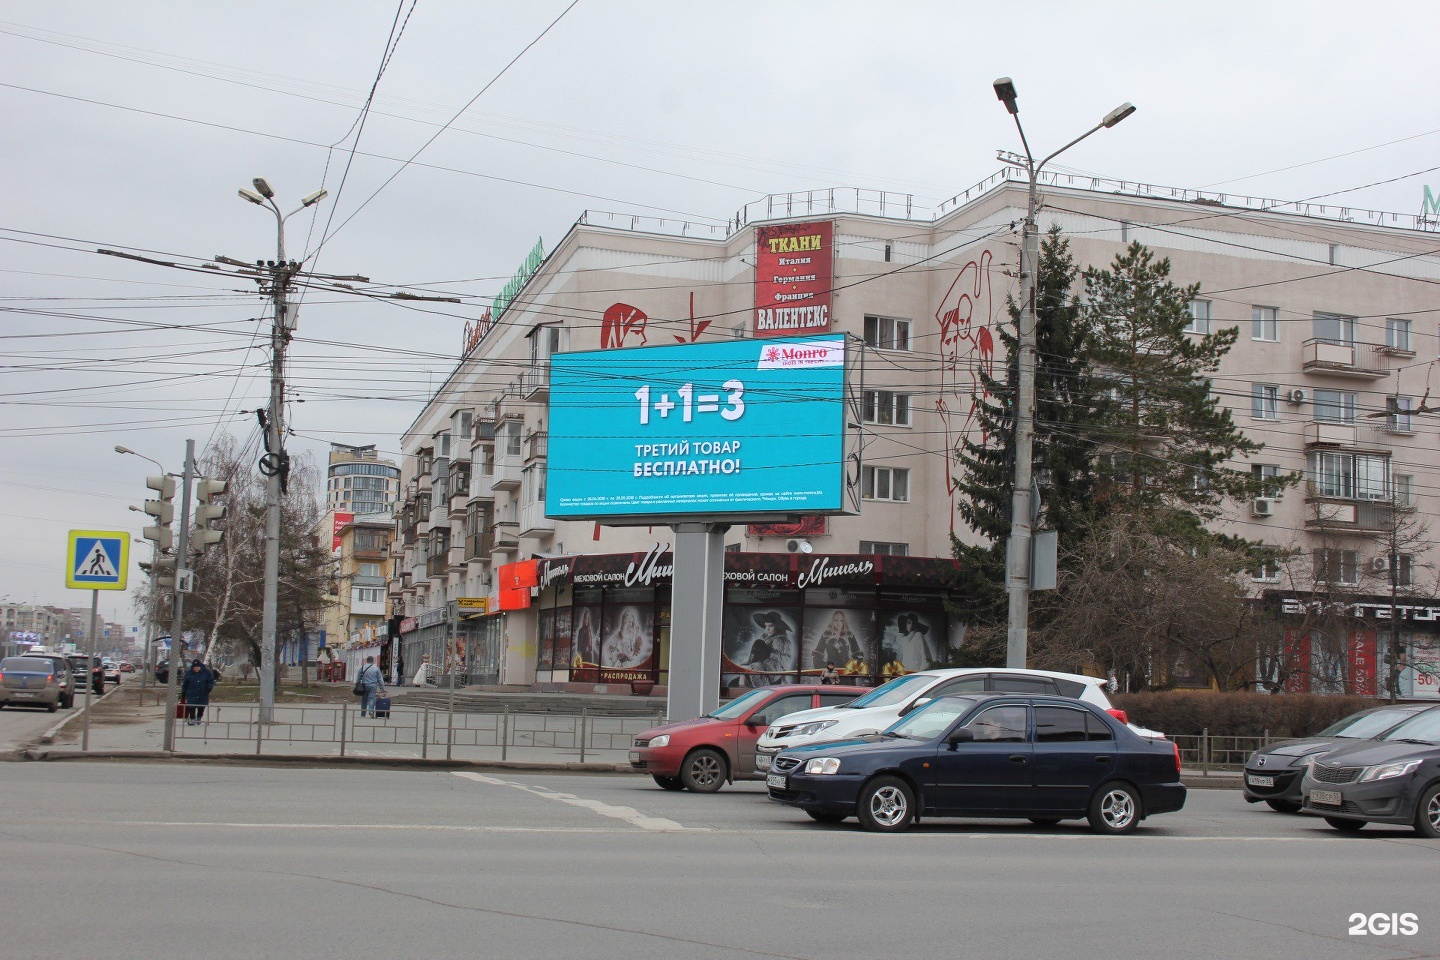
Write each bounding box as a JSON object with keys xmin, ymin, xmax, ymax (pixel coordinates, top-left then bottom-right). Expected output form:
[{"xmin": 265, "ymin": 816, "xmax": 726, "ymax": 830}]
[
  {"xmin": 932, "ymin": 249, "xmax": 998, "ymax": 531},
  {"xmin": 601, "ymin": 303, "xmax": 649, "ymax": 349}
]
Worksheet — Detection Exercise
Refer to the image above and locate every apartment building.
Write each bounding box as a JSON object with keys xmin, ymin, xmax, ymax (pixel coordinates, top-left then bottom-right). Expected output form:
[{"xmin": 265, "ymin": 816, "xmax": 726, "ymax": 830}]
[{"xmin": 389, "ymin": 169, "xmax": 1440, "ymax": 698}]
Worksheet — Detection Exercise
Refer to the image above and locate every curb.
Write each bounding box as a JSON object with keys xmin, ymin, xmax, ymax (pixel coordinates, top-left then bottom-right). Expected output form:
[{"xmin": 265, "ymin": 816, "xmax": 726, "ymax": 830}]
[
  {"xmin": 37, "ymin": 682, "xmax": 122, "ymax": 744},
  {"xmin": 21, "ymin": 748, "xmax": 634, "ymax": 774}
]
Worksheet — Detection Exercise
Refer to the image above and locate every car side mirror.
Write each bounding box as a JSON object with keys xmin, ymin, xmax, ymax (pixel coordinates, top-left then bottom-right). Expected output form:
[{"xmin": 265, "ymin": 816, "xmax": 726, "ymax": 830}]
[
  {"xmin": 946, "ymin": 728, "xmax": 974, "ymax": 747},
  {"xmin": 745, "ymin": 716, "xmax": 768, "ymax": 728},
  {"xmin": 899, "ymin": 697, "xmax": 932, "ymax": 717}
]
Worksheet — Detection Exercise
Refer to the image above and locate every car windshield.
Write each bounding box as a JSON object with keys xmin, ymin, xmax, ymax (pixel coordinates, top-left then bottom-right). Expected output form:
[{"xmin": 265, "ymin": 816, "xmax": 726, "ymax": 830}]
[
  {"xmin": 708, "ymin": 687, "xmax": 772, "ymax": 720},
  {"xmin": 883, "ymin": 697, "xmax": 979, "ymax": 740},
  {"xmin": 1377, "ymin": 709, "xmax": 1440, "ymax": 745},
  {"xmin": 1315, "ymin": 707, "xmax": 1422, "ymax": 739},
  {"xmin": 844, "ymin": 674, "xmax": 935, "ymax": 709},
  {"xmin": 2, "ymin": 657, "xmax": 50, "ymax": 671}
]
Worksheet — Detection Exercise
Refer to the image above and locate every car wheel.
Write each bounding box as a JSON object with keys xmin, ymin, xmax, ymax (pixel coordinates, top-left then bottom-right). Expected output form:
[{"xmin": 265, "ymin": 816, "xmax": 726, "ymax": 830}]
[
  {"xmin": 1088, "ymin": 781, "xmax": 1141, "ymax": 835},
  {"xmin": 679, "ymin": 748, "xmax": 727, "ymax": 793},
  {"xmin": 856, "ymin": 775, "xmax": 916, "ymax": 833},
  {"xmin": 1323, "ymin": 816, "xmax": 1365, "ymax": 833},
  {"xmin": 47, "ymin": 700, "xmax": 59, "ymax": 713},
  {"xmin": 1265, "ymin": 799, "xmax": 1303, "ymax": 814},
  {"xmin": 1028, "ymin": 818, "xmax": 1062, "ymax": 826},
  {"xmin": 1413, "ymin": 784, "xmax": 1440, "ymax": 839},
  {"xmin": 652, "ymin": 775, "xmax": 684, "ymax": 791},
  {"xmin": 806, "ymin": 810, "xmax": 847, "ymax": 824}
]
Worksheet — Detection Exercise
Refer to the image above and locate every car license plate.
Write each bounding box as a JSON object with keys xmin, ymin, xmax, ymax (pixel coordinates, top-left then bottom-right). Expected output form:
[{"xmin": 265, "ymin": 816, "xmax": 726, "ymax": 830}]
[
  {"xmin": 1247, "ymin": 774, "xmax": 1275, "ymax": 788},
  {"xmin": 1310, "ymin": 788, "xmax": 1342, "ymax": 807},
  {"xmin": 12, "ymin": 691, "xmax": 36, "ymax": 699},
  {"xmin": 755, "ymin": 755, "xmax": 771, "ymax": 771},
  {"xmin": 628, "ymin": 751, "xmax": 640, "ymax": 763},
  {"xmin": 765, "ymin": 773, "xmax": 787, "ymax": 789}
]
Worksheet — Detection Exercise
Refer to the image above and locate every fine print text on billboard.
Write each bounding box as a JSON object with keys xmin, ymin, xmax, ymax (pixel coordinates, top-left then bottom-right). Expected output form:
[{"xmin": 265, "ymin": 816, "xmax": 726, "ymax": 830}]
[
  {"xmin": 547, "ymin": 334, "xmax": 851, "ymax": 521},
  {"xmin": 754, "ymin": 220, "xmax": 833, "ymax": 338}
]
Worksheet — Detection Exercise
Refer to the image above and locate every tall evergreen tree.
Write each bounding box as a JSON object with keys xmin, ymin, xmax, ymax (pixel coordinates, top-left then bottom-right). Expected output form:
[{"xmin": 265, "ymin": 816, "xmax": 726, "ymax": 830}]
[{"xmin": 955, "ymin": 226, "xmax": 1107, "ymax": 545}]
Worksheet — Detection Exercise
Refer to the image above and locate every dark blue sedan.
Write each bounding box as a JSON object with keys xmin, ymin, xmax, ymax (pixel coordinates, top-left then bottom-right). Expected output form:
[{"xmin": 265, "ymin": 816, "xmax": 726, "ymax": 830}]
[{"xmin": 766, "ymin": 693, "xmax": 1186, "ymax": 833}]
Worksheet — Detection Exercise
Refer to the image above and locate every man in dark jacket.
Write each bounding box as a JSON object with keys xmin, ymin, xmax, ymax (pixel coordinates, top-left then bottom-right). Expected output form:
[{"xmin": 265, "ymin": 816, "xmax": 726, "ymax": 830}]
[{"xmin": 181, "ymin": 660, "xmax": 215, "ymax": 725}]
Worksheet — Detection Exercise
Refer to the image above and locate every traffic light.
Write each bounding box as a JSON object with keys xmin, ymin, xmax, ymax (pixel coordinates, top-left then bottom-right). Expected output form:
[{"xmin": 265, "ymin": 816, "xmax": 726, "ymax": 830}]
[
  {"xmin": 192, "ymin": 478, "xmax": 228, "ymax": 553},
  {"xmin": 143, "ymin": 474, "xmax": 175, "ymax": 552},
  {"xmin": 151, "ymin": 555, "xmax": 177, "ymax": 591}
]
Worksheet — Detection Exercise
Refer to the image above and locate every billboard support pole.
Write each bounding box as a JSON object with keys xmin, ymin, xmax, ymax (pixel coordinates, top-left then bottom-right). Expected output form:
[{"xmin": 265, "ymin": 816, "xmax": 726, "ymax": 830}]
[{"xmin": 667, "ymin": 523, "xmax": 729, "ymax": 722}]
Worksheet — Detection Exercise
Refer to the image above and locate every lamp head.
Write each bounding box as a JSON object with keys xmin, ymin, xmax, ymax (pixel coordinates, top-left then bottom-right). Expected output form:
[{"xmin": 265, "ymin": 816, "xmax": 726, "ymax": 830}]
[
  {"xmin": 1102, "ymin": 102, "xmax": 1137, "ymax": 128},
  {"xmin": 251, "ymin": 177, "xmax": 275, "ymax": 199},
  {"xmin": 993, "ymin": 77, "xmax": 1019, "ymax": 115},
  {"xmin": 238, "ymin": 188, "xmax": 266, "ymax": 206},
  {"xmin": 115, "ymin": 445, "xmax": 132, "ymax": 455},
  {"xmin": 300, "ymin": 188, "xmax": 329, "ymax": 207}
]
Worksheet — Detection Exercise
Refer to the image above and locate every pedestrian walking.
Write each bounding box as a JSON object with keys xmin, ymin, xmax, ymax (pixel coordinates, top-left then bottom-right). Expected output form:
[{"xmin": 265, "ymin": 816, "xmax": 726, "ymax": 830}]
[
  {"xmin": 358, "ymin": 656, "xmax": 386, "ymax": 718},
  {"xmin": 181, "ymin": 659, "xmax": 215, "ymax": 725}
]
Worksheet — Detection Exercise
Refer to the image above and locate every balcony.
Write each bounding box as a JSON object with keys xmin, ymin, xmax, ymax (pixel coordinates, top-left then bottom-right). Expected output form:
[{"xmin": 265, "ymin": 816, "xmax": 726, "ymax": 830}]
[
  {"xmin": 520, "ymin": 500, "xmax": 554, "ymax": 538},
  {"xmin": 469, "ymin": 421, "xmax": 495, "ymax": 450},
  {"xmin": 425, "ymin": 555, "xmax": 447, "ymax": 579},
  {"xmin": 1301, "ymin": 338, "xmax": 1390, "ymax": 379},
  {"xmin": 468, "ymin": 470, "xmax": 495, "ymax": 502},
  {"xmin": 524, "ymin": 431, "xmax": 548, "ymax": 463},
  {"xmin": 492, "ymin": 449, "xmax": 522, "ymax": 491},
  {"xmin": 522, "ymin": 364, "xmax": 550, "ymax": 401},
  {"xmin": 1304, "ymin": 421, "xmax": 1393, "ymax": 451},
  {"xmin": 466, "ymin": 532, "xmax": 487, "ymax": 561},
  {"xmin": 481, "ymin": 524, "xmax": 519, "ymax": 555},
  {"xmin": 1304, "ymin": 493, "xmax": 1395, "ymax": 534}
]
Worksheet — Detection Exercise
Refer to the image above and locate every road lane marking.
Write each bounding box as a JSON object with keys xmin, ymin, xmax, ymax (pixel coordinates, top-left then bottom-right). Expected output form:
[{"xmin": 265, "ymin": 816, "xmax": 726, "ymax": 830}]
[{"xmin": 452, "ymin": 771, "xmax": 700, "ymax": 832}]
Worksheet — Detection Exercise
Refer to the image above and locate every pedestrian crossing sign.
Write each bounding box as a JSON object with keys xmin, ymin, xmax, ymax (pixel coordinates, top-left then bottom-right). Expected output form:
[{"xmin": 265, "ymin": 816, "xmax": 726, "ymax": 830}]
[{"xmin": 66, "ymin": 530, "xmax": 129, "ymax": 591}]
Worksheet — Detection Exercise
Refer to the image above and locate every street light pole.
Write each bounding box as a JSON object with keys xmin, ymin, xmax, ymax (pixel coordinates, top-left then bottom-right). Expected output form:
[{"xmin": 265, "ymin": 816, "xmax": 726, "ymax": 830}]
[
  {"xmin": 991, "ymin": 78, "xmax": 1134, "ymax": 669},
  {"xmin": 238, "ymin": 179, "xmax": 326, "ymax": 723}
]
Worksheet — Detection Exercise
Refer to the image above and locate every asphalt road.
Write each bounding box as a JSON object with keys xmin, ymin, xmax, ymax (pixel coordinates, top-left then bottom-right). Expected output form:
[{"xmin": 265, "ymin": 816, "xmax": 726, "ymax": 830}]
[{"xmin": 2, "ymin": 763, "xmax": 1435, "ymax": 960}]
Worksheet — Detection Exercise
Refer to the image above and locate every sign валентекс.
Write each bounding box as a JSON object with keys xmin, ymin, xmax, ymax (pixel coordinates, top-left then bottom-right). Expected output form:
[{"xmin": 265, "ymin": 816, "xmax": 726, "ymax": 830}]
[
  {"xmin": 546, "ymin": 334, "xmax": 853, "ymax": 522},
  {"xmin": 754, "ymin": 220, "xmax": 833, "ymax": 338}
]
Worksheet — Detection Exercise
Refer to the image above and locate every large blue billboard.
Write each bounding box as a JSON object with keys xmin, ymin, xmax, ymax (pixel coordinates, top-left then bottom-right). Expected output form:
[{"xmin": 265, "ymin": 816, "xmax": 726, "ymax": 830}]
[{"xmin": 547, "ymin": 334, "xmax": 854, "ymax": 521}]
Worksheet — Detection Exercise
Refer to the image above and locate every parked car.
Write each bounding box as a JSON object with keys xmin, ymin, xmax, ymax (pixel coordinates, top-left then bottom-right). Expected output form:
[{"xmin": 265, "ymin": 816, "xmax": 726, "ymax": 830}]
[
  {"xmin": 0, "ymin": 656, "xmax": 71, "ymax": 712},
  {"xmin": 1299, "ymin": 706, "xmax": 1440, "ymax": 837},
  {"xmin": 1242, "ymin": 703, "xmax": 1435, "ymax": 813},
  {"xmin": 19, "ymin": 653, "xmax": 78, "ymax": 708},
  {"xmin": 631, "ymin": 684, "xmax": 870, "ymax": 792},
  {"xmin": 755, "ymin": 667, "xmax": 1134, "ymax": 773},
  {"xmin": 767, "ymin": 693, "xmax": 1186, "ymax": 833}
]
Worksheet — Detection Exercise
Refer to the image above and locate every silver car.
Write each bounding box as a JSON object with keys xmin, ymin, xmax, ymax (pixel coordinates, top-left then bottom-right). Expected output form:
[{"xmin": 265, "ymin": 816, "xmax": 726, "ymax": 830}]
[{"xmin": 0, "ymin": 656, "xmax": 69, "ymax": 712}]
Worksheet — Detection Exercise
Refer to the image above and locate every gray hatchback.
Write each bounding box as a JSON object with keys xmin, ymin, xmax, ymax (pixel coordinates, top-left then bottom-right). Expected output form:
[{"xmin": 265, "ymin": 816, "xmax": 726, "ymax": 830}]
[{"xmin": 0, "ymin": 656, "xmax": 70, "ymax": 711}]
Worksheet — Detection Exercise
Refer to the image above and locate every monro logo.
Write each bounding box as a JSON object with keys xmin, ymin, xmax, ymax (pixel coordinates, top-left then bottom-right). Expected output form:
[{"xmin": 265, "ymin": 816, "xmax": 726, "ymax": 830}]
[
  {"xmin": 1425, "ymin": 185, "xmax": 1440, "ymax": 218},
  {"xmin": 756, "ymin": 339, "xmax": 843, "ymax": 369}
]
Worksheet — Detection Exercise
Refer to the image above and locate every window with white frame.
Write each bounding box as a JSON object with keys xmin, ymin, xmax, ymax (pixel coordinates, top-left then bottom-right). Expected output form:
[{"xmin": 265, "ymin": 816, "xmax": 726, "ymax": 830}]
[
  {"xmin": 459, "ymin": 410, "xmax": 473, "ymax": 439},
  {"xmin": 1251, "ymin": 383, "xmax": 1279, "ymax": 420},
  {"xmin": 1386, "ymin": 396, "xmax": 1413, "ymax": 433},
  {"xmin": 1184, "ymin": 300, "xmax": 1212, "ymax": 334},
  {"xmin": 863, "ymin": 390, "xmax": 911, "ymax": 426},
  {"xmin": 1393, "ymin": 473, "xmax": 1414, "ymax": 508},
  {"xmin": 1251, "ymin": 558, "xmax": 1281, "ymax": 583},
  {"xmin": 863, "ymin": 315, "xmax": 911, "ymax": 351},
  {"xmin": 1313, "ymin": 312, "xmax": 1355, "ymax": 346},
  {"xmin": 859, "ymin": 540, "xmax": 909, "ymax": 556},
  {"xmin": 1251, "ymin": 463, "xmax": 1281, "ymax": 498},
  {"xmin": 1309, "ymin": 451, "xmax": 1389, "ymax": 501},
  {"xmin": 1385, "ymin": 317, "xmax": 1412, "ymax": 352},
  {"xmin": 1313, "ymin": 548, "xmax": 1359, "ymax": 585},
  {"xmin": 523, "ymin": 464, "xmax": 546, "ymax": 504},
  {"xmin": 1313, "ymin": 389, "xmax": 1356, "ymax": 423},
  {"xmin": 505, "ymin": 421, "xmax": 522, "ymax": 457},
  {"xmin": 862, "ymin": 465, "xmax": 909, "ymax": 502},
  {"xmin": 1252, "ymin": 306, "xmax": 1278, "ymax": 341},
  {"xmin": 353, "ymin": 587, "xmax": 384, "ymax": 604}
]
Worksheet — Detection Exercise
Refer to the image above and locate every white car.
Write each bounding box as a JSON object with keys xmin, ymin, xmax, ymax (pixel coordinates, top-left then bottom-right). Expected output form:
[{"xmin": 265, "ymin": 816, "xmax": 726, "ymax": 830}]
[{"xmin": 755, "ymin": 667, "xmax": 1140, "ymax": 772}]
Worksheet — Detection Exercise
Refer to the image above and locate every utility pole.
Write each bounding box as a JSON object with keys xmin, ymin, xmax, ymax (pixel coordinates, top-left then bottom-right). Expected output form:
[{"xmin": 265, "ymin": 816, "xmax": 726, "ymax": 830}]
[
  {"xmin": 991, "ymin": 78, "xmax": 1135, "ymax": 669},
  {"xmin": 163, "ymin": 440, "xmax": 195, "ymax": 752}
]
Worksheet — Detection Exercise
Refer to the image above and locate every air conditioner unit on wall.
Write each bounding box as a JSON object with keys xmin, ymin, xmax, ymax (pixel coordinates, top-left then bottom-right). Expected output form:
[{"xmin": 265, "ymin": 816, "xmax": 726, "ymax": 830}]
[
  {"xmin": 786, "ymin": 539, "xmax": 813, "ymax": 554},
  {"xmin": 1251, "ymin": 498, "xmax": 1275, "ymax": 517},
  {"xmin": 1286, "ymin": 389, "xmax": 1306, "ymax": 405},
  {"xmin": 1370, "ymin": 556, "xmax": 1390, "ymax": 573}
]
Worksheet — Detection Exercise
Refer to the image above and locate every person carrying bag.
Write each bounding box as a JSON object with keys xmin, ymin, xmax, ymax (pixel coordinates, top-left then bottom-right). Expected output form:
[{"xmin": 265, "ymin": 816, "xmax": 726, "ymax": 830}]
[{"xmin": 356, "ymin": 656, "xmax": 385, "ymax": 718}]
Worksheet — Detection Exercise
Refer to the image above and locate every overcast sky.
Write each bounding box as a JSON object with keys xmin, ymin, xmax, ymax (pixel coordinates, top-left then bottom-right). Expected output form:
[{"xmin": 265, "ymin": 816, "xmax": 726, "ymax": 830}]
[{"xmin": 3, "ymin": 1, "xmax": 1437, "ymax": 624}]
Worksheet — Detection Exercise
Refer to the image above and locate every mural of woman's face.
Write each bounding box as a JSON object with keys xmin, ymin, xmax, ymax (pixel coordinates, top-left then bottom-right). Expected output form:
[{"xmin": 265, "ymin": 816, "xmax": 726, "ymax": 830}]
[{"xmin": 829, "ymin": 612, "xmax": 846, "ymax": 631}]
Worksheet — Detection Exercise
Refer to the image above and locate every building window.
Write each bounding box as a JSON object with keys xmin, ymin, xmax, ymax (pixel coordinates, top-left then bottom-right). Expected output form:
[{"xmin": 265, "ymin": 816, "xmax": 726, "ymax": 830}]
[
  {"xmin": 1184, "ymin": 300, "xmax": 1212, "ymax": 334},
  {"xmin": 1314, "ymin": 312, "xmax": 1355, "ymax": 346},
  {"xmin": 863, "ymin": 315, "xmax": 911, "ymax": 351},
  {"xmin": 353, "ymin": 587, "xmax": 384, "ymax": 604},
  {"xmin": 1309, "ymin": 452, "xmax": 1389, "ymax": 501},
  {"xmin": 1251, "ymin": 463, "xmax": 1281, "ymax": 498},
  {"xmin": 1385, "ymin": 318, "xmax": 1412, "ymax": 352},
  {"xmin": 1252, "ymin": 306, "xmax": 1278, "ymax": 341},
  {"xmin": 1386, "ymin": 396, "xmax": 1413, "ymax": 433},
  {"xmin": 1251, "ymin": 384, "xmax": 1279, "ymax": 420},
  {"xmin": 1393, "ymin": 473, "xmax": 1414, "ymax": 508},
  {"xmin": 459, "ymin": 410, "xmax": 473, "ymax": 439},
  {"xmin": 859, "ymin": 540, "xmax": 909, "ymax": 556},
  {"xmin": 1251, "ymin": 559, "xmax": 1280, "ymax": 583},
  {"xmin": 1396, "ymin": 554, "xmax": 1414, "ymax": 587},
  {"xmin": 862, "ymin": 466, "xmax": 909, "ymax": 502},
  {"xmin": 505, "ymin": 422, "xmax": 522, "ymax": 457},
  {"xmin": 1313, "ymin": 548, "xmax": 1359, "ymax": 585},
  {"xmin": 863, "ymin": 390, "xmax": 911, "ymax": 426},
  {"xmin": 1312, "ymin": 389, "xmax": 1356, "ymax": 423},
  {"xmin": 523, "ymin": 464, "xmax": 546, "ymax": 504}
]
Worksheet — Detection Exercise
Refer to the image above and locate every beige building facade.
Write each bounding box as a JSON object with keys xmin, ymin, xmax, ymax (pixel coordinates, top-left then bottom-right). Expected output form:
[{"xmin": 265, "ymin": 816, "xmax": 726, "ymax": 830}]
[{"xmin": 389, "ymin": 170, "xmax": 1440, "ymax": 697}]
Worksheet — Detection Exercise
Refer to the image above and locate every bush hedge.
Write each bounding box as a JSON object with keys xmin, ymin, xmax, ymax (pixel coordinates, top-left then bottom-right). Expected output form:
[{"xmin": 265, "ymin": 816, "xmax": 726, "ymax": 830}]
[{"xmin": 1113, "ymin": 691, "xmax": 1380, "ymax": 739}]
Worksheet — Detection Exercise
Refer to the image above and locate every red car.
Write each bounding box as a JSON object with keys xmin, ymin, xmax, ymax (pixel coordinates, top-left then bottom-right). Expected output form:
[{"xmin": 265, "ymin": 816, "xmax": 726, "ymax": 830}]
[{"xmin": 630, "ymin": 684, "xmax": 869, "ymax": 792}]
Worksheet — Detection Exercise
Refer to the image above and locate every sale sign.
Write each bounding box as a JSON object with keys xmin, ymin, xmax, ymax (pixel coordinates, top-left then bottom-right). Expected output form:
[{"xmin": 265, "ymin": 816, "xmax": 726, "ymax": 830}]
[
  {"xmin": 754, "ymin": 220, "xmax": 834, "ymax": 338},
  {"xmin": 332, "ymin": 512, "xmax": 354, "ymax": 553}
]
